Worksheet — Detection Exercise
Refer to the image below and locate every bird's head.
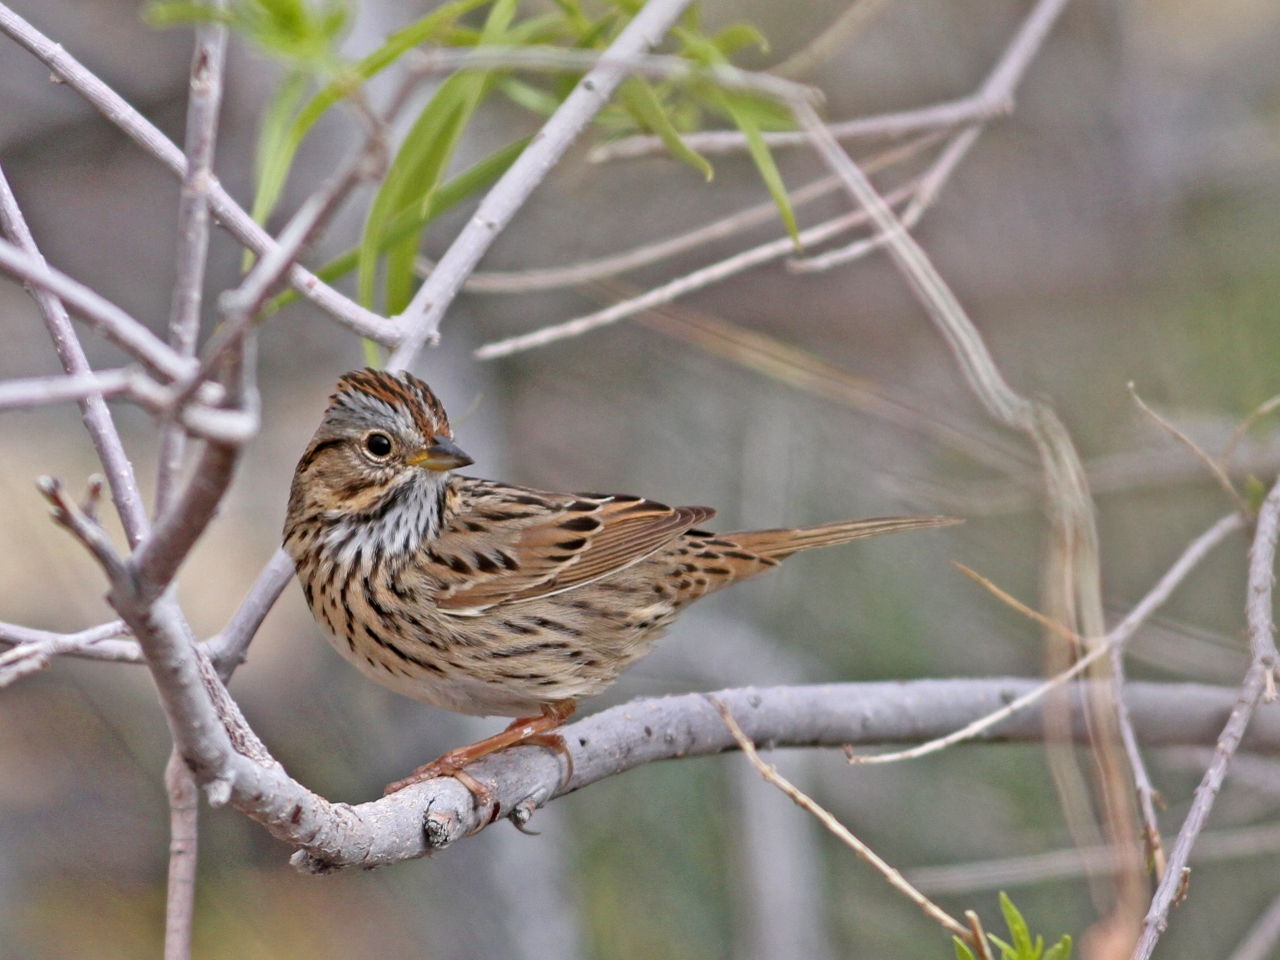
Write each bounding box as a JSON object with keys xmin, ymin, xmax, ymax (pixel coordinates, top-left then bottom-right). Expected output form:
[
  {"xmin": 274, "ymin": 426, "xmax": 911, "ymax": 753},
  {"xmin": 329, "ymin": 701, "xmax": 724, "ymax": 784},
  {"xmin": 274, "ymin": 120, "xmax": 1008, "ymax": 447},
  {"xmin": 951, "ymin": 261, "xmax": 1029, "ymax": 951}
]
[{"xmin": 287, "ymin": 368, "xmax": 472, "ymax": 526}]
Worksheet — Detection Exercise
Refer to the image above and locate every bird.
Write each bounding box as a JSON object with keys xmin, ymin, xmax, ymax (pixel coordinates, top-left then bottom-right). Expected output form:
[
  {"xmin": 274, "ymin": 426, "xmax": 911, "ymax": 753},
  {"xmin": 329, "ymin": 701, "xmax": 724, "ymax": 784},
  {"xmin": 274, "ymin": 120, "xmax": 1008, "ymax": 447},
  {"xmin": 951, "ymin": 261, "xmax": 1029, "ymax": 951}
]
[{"xmin": 283, "ymin": 368, "xmax": 957, "ymax": 796}]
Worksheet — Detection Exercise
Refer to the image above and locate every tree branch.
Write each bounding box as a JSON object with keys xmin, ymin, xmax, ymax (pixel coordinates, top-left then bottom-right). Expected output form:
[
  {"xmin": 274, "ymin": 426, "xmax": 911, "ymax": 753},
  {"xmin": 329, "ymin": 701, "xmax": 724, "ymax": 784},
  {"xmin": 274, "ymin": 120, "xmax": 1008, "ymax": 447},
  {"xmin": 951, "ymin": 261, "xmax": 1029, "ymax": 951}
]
[{"xmin": 290, "ymin": 679, "xmax": 1280, "ymax": 873}]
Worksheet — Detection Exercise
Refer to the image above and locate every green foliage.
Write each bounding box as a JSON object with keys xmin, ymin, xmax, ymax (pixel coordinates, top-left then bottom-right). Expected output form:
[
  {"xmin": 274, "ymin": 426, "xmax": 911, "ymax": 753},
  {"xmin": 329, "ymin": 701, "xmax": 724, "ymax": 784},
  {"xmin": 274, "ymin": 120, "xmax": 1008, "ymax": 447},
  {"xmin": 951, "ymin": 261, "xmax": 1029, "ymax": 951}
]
[
  {"xmin": 952, "ymin": 894, "xmax": 1073, "ymax": 960},
  {"xmin": 671, "ymin": 24, "xmax": 799, "ymax": 244},
  {"xmin": 145, "ymin": 0, "xmax": 349, "ymax": 67},
  {"xmin": 146, "ymin": 0, "xmax": 804, "ymax": 313}
]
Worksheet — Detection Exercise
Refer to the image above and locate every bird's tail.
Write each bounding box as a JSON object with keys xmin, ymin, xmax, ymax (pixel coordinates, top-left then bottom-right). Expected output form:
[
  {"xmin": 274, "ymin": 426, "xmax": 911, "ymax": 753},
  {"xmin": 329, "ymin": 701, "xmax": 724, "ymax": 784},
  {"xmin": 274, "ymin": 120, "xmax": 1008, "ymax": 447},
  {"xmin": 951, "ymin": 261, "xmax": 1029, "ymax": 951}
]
[{"xmin": 726, "ymin": 515, "xmax": 960, "ymax": 561}]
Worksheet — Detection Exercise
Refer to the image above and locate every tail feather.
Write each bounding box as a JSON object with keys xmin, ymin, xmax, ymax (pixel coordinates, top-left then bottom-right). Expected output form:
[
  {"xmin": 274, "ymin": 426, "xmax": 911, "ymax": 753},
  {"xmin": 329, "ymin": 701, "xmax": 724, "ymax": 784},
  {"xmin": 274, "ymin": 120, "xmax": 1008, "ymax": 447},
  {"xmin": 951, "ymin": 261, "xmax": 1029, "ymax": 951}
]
[{"xmin": 727, "ymin": 515, "xmax": 960, "ymax": 560}]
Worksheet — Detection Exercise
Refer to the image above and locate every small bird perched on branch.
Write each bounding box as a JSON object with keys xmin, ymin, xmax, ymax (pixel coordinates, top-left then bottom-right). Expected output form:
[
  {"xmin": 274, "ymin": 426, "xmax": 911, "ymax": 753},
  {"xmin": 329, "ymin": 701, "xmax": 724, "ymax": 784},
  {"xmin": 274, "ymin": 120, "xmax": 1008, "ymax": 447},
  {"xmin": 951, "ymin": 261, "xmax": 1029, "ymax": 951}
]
[{"xmin": 284, "ymin": 369, "xmax": 957, "ymax": 796}]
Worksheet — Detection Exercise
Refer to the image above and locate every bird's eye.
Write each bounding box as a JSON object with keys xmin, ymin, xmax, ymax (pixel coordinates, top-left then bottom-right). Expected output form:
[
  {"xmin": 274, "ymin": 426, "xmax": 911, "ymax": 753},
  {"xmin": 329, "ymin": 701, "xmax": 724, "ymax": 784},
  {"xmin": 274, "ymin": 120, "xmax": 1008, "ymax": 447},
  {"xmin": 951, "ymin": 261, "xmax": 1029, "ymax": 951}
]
[{"xmin": 362, "ymin": 432, "xmax": 394, "ymax": 459}]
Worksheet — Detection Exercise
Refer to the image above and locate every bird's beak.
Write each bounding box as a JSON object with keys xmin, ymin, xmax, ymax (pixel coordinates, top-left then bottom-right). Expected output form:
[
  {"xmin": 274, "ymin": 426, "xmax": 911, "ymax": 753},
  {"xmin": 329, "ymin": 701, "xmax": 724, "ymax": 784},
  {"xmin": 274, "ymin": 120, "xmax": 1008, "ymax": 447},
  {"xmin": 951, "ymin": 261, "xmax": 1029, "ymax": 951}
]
[{"xmin": 407, "ymin": 435, "xmax": 473, "ymax": 472}]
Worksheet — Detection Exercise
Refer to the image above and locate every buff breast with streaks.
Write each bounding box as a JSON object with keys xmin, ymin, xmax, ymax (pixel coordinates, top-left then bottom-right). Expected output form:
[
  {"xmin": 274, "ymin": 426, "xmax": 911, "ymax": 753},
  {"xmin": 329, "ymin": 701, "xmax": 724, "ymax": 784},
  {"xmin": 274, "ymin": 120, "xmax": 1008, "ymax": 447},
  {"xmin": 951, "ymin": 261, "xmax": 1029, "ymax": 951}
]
[{"xmin": 283, "ymin": 368, "xmax": 959, "ymax": 792}]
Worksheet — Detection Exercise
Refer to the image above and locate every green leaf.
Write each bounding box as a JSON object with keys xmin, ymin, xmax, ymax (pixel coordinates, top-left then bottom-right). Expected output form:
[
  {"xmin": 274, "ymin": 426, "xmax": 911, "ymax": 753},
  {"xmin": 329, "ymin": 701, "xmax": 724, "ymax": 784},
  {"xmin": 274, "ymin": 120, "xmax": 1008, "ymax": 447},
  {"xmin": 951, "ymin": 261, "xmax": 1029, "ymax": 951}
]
[
  {"xmin": 710, "ymin": 88, "xmax": 794, "ymax": 130},
  {"xmin": 1246, "ymin": 474, "xmax": 1269, "ymax": 513},
  {"xmin": 670, "ymin": 25, "xmax": 797, "ymax": 243},
  {"xmin": 710, "ymin": 22, "xmax": 769, "ymax": 56},
  {"xmin": 252, "ymin": 0, "xmax": 493, "ymax": 224},
  {"xmin": 1042, "ymin": 936, "xmax": 1072, "ymax": 960},
  {"xmin": 498, "ymin": 77, "xmax": 563, "ymax": 116},
  {"xmin": 953, "ymin": 937, "xmax": 977, "ymax": 960},
  {"xmin": 1000, "ymin": 892, "xmax": 1035, "ymax": 956},
  {"xmin": 357, "ymin": 73, "xmax": 477, "ymax": 310},
  {"xmin": 143, "ymin": 2, "xmax": 233, "ymax": 27},
  {"xmin": 262, "ymin": 136, "xmax": 528, "ymax": 317},
  {"xmin": 250, "ymin": 68, "xmax": 310, "ymax": 229},
  {"xmin": 362, "ymin": 0, "xmax": 518, "ymax": 313},
  {"xmin": 617, "ymin": 78, "xmax": 713, "ymax": 180},
  {"xmin": 715, "ymin": 89, "xmax": 798, "ymax": 244}
]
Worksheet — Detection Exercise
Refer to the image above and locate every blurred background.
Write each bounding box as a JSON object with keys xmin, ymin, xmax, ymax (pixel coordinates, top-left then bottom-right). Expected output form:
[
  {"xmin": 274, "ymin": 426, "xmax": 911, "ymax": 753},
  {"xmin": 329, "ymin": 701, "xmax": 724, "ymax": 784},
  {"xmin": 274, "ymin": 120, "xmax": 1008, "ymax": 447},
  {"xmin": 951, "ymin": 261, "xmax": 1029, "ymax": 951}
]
[{"xmin": 2, "ymin": 0, "xmax": 1280, "ymax": 957}]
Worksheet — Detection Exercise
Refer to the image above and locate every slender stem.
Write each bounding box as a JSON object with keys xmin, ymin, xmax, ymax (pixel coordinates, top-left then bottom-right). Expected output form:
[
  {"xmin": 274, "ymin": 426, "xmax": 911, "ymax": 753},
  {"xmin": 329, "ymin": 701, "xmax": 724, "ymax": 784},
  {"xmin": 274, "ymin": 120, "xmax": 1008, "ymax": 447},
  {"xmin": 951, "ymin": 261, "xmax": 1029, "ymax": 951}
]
[
  {"xmin": 0, "ymin": 369, "xmax": 135, "ymax": 409},
  {"xmin": 713, "ymin": 697, "xmax": 973, "ymax": 943},
  {"xmin": 1131, "ymin": 476, "xmax": 1280, "ymax": 959},
  {"xmin": 157, "ymin": 14, "xmax": 228, "ymax": 516},
  {"xmin": 442, "ymin": 132, "xmax": 943, "ymax": 294},
  {"xmin": 208, "ymin": 549, "xmax": 295, "ymax": 678},
  {"xmin": 1247, "ymin": 478, "xmax": 1280, "ymax": 695},
  {"xmin": 0, "ymin": 620, "xmax": 139, "ymax": 687},
  {"xmin": 472, "ymin": 181, "xmax": 918, "ymax": 360},
  {"xmin": 1129, "ymin": 667, "xmax": 1267, "ymax": 960}
]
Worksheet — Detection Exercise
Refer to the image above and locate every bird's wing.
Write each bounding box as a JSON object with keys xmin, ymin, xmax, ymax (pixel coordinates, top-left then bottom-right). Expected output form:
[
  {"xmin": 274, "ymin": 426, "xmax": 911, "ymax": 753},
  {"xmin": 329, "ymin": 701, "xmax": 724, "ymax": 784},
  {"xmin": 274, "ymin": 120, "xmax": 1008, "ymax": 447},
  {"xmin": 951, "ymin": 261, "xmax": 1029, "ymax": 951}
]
[{"xmin": 431, "ymin": 479, "xmax": 715, "ymax": 612}]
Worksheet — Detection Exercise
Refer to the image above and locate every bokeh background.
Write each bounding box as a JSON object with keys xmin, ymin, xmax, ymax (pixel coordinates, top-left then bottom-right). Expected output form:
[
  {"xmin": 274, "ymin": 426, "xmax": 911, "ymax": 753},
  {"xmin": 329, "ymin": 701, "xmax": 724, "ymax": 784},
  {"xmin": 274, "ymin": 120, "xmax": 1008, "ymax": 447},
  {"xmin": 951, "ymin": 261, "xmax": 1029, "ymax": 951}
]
[{"xmin": 3, "ymin": 0, "xmax": 1280, "ymax": 957}]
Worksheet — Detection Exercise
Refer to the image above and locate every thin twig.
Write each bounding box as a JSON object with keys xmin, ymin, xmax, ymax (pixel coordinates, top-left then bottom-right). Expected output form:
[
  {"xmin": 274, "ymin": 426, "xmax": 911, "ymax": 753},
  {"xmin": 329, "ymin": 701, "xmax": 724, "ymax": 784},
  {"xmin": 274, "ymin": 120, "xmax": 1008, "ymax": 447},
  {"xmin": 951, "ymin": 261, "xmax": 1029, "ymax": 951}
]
[
  {"xmin": 593, "ymin": 93, "xmax": 1002, "ymax": 164},
  {"xmin": 1131, "ymin": 477, "xmax": 1280, "ymax": 960},
  {"xmin": 1130, "ymin": 667, "xmax": 1268, "ymax": 960},
  {"xmin": 0, "ymin": 620, "xmax": 139, "ymax": 686},
  {"xmin": 850, "ymin": 513, "xmax": 1241, "ymax": 765},
  {"xmin": 387, "ymin": 0, "xmax": 698, "ymax": 367},
  {"xmin": 965, "ymin": 911, "xmax": 997, "ymax": 960},
  {"xmin": 0, "ymin": 369, "xmax": 135, "ymax": 409},
  {"xmin": 1128, "ymin": 382, "xmax": 1248, "ymax": 517},
  {"xmin": 786, "ymin": 124, "xmax": 980, "ymax": 272},
  {"xmin": 472, "ymin": 182, "xmax": 918, "ymax": 360},
  {"xmin": 433, "ymin": 132, "xmax": 944, "ymax": 294},
  {"xmin": 710, "ymin": 696, "xmax": 973, "ymax": 944},
  {"xmin": 1109, "ymin": 637, "xmax": 1169, "ymax": 878},
  {"xmin": 208, "ymin": 548, "xmax": 296, "ymax": 679},
  {"xmin": 37, "ymin": 477, "xmax": 131, "ymax": 581},
  {"xmin": 157, "ymin": 13, "xmax": 228, "ymax": 517},
  {"xmin": 1223, "ymin": 393, "xmax": 1280, "ymax": 470},
  {"xmin": 0, "ymin": 363, "xmax": 251, "ymax": 446},
  {"xmin": 952, "ymin": 562, "xmax": 1081, "ymax": 646},
  {"xmin": 1248, "ymin": 477, "xmax": 1280, "ymax": 699},
  {"xmin": 159, "ymin": 22, "xmax": 227, "ymax": 960}
]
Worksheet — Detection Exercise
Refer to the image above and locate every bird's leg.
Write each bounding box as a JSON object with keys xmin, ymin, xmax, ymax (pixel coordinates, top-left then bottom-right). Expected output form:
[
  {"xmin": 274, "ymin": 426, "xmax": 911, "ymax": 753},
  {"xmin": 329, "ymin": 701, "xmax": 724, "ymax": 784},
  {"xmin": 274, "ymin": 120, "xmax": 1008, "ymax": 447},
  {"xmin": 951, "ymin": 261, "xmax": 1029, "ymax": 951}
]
[{"xmin": 383, "ymin": 701, "xmax": 577, "ymax": 801}]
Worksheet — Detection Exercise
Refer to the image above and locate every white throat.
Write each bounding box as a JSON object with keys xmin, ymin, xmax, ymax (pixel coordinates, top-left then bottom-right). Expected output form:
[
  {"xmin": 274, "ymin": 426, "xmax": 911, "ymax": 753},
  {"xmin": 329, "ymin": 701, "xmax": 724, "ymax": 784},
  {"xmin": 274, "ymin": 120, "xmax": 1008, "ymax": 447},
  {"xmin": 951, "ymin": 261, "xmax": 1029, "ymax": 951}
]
[{"xmin": 323, "ymin": 472, "xmax": 447, "ymax": 568}]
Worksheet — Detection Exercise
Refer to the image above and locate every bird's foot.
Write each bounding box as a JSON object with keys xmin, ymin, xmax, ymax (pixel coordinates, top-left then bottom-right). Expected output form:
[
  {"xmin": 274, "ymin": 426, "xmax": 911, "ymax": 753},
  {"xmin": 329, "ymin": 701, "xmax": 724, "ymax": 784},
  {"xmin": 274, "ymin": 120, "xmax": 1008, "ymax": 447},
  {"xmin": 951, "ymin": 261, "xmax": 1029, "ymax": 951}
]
[{"xmin": 382, "ymin": 701, "xmax": 578, "ymax": 812}]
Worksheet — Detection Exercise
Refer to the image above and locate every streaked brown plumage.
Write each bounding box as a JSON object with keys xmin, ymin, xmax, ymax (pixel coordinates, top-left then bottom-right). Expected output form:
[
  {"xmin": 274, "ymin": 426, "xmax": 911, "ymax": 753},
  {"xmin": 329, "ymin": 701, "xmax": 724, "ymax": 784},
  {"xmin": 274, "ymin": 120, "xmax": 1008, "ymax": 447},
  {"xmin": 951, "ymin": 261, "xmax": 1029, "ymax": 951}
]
[{"xmin": 284, "ymin": 369, "xmax": 957, "ymax": 792}]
